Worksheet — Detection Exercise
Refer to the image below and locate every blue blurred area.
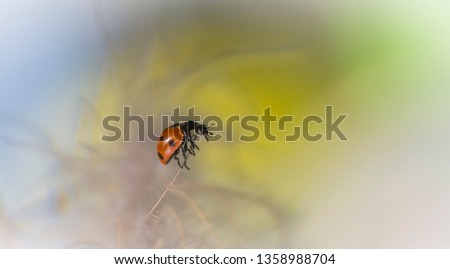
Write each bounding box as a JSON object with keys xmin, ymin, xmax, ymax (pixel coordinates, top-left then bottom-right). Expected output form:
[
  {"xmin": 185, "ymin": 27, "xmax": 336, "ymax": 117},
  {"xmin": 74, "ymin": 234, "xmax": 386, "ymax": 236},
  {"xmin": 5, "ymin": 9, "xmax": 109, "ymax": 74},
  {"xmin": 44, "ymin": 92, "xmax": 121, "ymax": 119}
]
[
  {"xmin": 0, "ymin": 1, "xmax": 107, "ymax": 113},
  {"xmin": 0, "ymin": 1, "xmax": 105, "ymax": 224}
]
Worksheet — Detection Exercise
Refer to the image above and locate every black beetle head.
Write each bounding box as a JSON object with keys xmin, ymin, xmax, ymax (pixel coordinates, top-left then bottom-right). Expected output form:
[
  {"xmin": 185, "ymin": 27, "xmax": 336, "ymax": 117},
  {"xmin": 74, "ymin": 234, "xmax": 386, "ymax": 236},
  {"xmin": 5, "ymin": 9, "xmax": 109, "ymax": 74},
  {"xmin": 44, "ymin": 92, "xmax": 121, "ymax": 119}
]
[{"xmin": 195, "ymin": 124, "xmax": 214, "ymax": 141}]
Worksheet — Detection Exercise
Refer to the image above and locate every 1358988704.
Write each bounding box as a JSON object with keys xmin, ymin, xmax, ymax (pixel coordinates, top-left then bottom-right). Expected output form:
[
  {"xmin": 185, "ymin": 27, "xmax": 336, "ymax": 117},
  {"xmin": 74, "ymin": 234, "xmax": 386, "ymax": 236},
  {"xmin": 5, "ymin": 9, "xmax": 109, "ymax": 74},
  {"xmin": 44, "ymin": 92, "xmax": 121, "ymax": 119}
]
[{"xmin": 256, "ymin": 253, "xmax": 335, "ymax": 265}]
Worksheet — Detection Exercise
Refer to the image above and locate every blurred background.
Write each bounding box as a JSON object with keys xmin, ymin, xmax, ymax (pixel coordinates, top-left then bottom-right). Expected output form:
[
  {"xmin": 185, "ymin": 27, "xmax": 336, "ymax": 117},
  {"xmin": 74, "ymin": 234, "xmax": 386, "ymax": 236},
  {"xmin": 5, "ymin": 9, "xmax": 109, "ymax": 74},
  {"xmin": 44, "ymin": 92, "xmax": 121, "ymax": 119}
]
[{"xmin": 1, "ymin": 0, "xmax": 450, "ymax": 248}]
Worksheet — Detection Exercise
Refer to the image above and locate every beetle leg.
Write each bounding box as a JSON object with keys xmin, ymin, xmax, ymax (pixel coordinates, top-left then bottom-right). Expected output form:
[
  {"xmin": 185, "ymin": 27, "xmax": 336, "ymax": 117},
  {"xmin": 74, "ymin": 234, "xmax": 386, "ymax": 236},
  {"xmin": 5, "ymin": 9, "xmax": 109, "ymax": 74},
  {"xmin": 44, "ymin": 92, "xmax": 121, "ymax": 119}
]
[
  {"xmin": 183, "ymin": 157, "xmax": 190, "ymax": 170},
  {"xmin": 190, "ymin": 139, "xmax": 199, "ymax": 154},
  {"xmin": 173, "ymin": 152, "xmax": 182, "ymax": 169},
  {"xmin": 180, "ymin": 143, "xmax": 190, "ymax": 170},
  {"xmin": 186, "ymin": 134, "xmax": 199, "ymax": 154},
  {"xmin": 181, "ymin": 143, "xmax": 187, "ymax": 160},
  {"xmin": 182, "ymin": 149, "xmax": 191, "ymax": 170},
  {"xmin": 185, "ymin": 138, "xmax": 195, "ymax": 156},
  {"xmin": 191, "ymin": 134, "xmax": 200, "ymax": 151}
]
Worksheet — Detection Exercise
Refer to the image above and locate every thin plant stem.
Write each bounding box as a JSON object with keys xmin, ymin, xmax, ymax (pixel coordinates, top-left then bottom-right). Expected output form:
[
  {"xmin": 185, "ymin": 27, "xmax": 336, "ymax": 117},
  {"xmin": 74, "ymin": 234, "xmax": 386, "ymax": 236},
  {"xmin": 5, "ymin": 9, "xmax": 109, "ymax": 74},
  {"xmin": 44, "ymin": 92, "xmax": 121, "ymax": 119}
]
[{"xmin": 145, "ymin": 168, "xmax": 182, "ymax": 222}]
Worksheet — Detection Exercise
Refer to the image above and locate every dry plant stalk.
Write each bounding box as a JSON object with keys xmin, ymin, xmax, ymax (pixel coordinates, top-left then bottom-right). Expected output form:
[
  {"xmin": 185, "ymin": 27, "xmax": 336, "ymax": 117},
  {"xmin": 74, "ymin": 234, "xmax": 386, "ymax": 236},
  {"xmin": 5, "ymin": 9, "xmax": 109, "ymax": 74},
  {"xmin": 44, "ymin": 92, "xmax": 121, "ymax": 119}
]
[{"xmin": 145, "ymin": 168, "xmax": 182, "ymax": 222}]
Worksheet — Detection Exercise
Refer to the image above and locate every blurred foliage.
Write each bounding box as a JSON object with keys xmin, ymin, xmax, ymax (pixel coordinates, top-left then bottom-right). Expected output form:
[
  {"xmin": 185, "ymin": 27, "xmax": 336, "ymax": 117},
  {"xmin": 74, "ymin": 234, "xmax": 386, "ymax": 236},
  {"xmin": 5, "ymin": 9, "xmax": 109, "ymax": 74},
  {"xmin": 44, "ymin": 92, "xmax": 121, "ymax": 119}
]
[{"xmin": 73, "ymin": 1, "xmax": 441, "ymax": 248}]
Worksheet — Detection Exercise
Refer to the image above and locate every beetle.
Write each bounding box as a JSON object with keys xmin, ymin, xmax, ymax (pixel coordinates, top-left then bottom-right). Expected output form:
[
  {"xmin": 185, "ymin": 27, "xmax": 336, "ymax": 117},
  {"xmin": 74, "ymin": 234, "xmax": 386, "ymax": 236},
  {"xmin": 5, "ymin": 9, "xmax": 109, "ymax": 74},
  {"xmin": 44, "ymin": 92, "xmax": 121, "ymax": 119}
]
[{"xmin": 157, "ymin": 120, "xmax": 213, "ymax": 170}]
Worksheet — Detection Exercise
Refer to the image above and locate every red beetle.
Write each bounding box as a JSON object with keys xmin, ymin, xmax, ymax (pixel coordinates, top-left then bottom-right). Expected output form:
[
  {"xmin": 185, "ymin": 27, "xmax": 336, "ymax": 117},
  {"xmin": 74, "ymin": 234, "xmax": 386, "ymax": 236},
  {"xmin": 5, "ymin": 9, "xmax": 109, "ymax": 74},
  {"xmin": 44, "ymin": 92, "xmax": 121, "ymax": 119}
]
[{"xmin": 157, "ymin": 121, "xmax": 213, "ymax": 170}]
